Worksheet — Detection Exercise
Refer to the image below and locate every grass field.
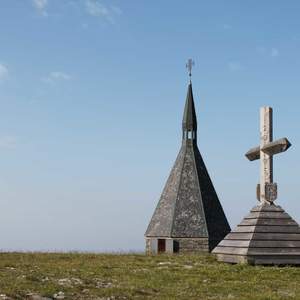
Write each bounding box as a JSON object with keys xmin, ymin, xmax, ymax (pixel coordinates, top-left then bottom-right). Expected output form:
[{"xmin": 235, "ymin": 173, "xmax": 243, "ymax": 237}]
[{"xmin": 0, "ymin": 252, "xmax": 299, "ymax": 299}]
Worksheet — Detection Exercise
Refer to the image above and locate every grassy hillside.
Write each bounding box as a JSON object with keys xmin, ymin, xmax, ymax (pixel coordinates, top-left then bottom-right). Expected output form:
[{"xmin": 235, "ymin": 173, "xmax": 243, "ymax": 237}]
[{"xmin": 0, "ymin": 252, "xmax": 299, "ymax": 299}]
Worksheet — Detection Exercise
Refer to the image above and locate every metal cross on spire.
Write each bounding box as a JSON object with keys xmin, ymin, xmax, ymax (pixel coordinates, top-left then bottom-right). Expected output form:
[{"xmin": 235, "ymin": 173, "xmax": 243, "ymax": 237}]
[
  {"xmin": 186, "ymin": 59, "xmax": 195, "ymax": 81},
  {"xmin": 245, "ymin": 107, "xmax": 291, "ymax": 204}
]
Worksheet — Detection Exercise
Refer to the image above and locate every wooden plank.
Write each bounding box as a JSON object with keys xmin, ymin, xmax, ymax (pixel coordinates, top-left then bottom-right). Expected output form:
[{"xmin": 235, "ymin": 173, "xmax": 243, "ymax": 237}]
[
  {"xmin": 244, "ymin": 212, "xmax": 291, "ymax": 219},
  {"xmin": 245, "ymin": 146, "xmax": 260, "ymax": 161},
  {"xmin": 240, "ymin": 219, "xmax": 298, "ymax": 226},
  {"xmin": 259, "ymin": 107, "xmax": 272, "ymax": 203},
  {"xmin": 261, "ymin": 138, "xmax": 291, "ymax": 156},
  {"xmin": 234, "ymin": 226, "xmax": 258, "ymax": 233},
  {"xmin": 217, "ymin": 240, "xmax": 300, "ymax": 248},
  {"xmin": 239, "ymin": 219, "xmax": 258, "ymax": 226},
  {"xmin": 215, "ymin": 254, "xmax": 247, "ymax": 264},
  {"xmin": 218, "ymin": 240, "xmax": 250, "ymax": 247},
  {"xmin": 251, "ymin": 256, "xmax": 300, "ymax": 265},
  {"xmin": 244, "ymin": 212, "xmax": 259, "ymax": 219},
  {"xmin": 235, "ymin": 225, "xmax": 300, "ymax": 233},
  {"xmin": 224, "ymin": 232, "xmax": 300, "ymax": 241},
  {"xmin": 248, "ymin": 248, "xmax": 300, "ymax": 255},
  {"xmin": 257, "ymin": 219, "xmax": 298, "ymax": 226},
  {"xmin": 224, "ymin": 233, "xmax": 254, "ymax": 240},
  {"xmin": 213, "ymin": 246, "xmax": 248, "ymax": 255},
  {"xmin": 249, "ymin": 240, "xmax": 300, "ymax": 248},
  {"xmin": 251, "ymin": 205, "xmax": 284, "ymax": 212},
  {"xmin": 216, "ymin": 254, "xmax": 300, "ymax": 265},
  {"xmin": 252, "ymin": 233, "xmax": 300, "ymax": 241}
]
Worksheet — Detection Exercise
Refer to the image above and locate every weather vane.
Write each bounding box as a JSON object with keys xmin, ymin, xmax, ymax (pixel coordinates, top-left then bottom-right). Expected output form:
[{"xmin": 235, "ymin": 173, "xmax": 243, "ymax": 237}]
[{"xmin": 186, "ymin": 58, "xmax": 195, "ymax": 81}]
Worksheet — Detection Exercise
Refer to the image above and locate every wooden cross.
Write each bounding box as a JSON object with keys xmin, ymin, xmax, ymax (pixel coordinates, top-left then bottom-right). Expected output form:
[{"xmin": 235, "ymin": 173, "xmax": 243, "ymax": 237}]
[{"xmin": 245, "ymin": 107, "xmax": 291, "ymax": 204}]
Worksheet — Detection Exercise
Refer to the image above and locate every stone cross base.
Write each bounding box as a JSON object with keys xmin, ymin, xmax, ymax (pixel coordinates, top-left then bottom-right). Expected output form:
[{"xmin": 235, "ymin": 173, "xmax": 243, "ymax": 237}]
[{"xmin": 212, "ymin": 203, "xmax": 300, "ymax": 265}]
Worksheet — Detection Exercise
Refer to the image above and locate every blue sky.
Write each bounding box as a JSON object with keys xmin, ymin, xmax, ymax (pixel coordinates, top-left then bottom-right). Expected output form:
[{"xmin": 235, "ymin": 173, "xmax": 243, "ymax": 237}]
[{"xmin": 0, "ymin": 0, "xmax": 300, "ymax": 251}]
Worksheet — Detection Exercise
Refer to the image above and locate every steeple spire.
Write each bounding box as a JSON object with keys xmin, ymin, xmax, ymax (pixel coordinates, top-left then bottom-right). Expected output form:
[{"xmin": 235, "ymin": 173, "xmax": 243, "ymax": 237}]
[
  {"xmin": 182, "ymin": 81, "xmax": 197, "ymax": 142},
  {"xmin": 183, "ymin": 59, "xmax": 197, "ymax": 142}
]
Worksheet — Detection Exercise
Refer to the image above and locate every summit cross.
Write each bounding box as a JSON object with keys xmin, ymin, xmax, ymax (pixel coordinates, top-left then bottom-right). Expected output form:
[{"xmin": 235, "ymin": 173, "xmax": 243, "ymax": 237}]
[
  {"xmin": 245, "ymin": 107, "xmax": 291, "ymax": 204},
  {"xmin": 186, "ymin": 59, "xmax": 195, "ymax": 79}
]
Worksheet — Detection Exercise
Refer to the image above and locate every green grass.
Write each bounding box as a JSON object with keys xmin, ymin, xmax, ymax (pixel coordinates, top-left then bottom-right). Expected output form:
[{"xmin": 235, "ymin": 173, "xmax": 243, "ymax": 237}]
[{"xmin": 0, "ymin": 252, "xmax": 299, "ymax": 299}]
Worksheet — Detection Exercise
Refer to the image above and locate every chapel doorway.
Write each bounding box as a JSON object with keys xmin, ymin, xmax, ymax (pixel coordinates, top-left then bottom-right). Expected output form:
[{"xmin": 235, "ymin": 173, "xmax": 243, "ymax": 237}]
[
  {"xmin": 173, "ymin": 240, "xmax": 179, "ymax": 253},
  {"xmin": 158, "ymin": 239, "xmax": 166, "ymax": 253}
]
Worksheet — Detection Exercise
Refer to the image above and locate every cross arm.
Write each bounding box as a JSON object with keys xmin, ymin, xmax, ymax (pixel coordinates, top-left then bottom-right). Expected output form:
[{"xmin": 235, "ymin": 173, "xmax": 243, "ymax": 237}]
[
  {"xmin": 245, "ymin": 146, "xmax": 260, "ymax": 161},
  {"xmin": 261, "ymin": 137, "xmax": 291, "ymax": 156},
  {"xmin": 245, "ymin": 137, "xmax": 291, "ymax": 161}
]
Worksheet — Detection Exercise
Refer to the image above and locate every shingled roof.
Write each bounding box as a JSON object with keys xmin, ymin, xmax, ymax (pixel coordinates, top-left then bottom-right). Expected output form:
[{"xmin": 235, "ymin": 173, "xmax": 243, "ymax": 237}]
[{"xmin": 145, "ymin": 83, "xmax": 230, "ymax": 249}]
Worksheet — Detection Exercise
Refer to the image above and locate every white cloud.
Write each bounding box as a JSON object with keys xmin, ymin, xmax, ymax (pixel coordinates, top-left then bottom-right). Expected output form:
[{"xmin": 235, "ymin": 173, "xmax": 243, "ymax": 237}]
[
  {"xmin": 50, "ymin": 71, "xmax": 71, "ymax": 80},
  {"xmin": 86, "ymin": 0, "xmax": 109, "ymax": 17},
  {"xmin": 0, "ymin": 136, "xmax": 17, "ymax": 150},
  {"xmin": 42, "ymin": 71, "xmax": 72, "ymax": 83},
  {"xmin": 228, "ymin": 61, "xmax": 242, "ymax": 71},
  {"xmin": 85, "ymin": 0, "xmax": 122, "ymax": 23},
  {"xmin": 271, "ymin": 48, "xmax": 279, "ymax": 57},
  {"xmin": 256, "ymin": 46, "xmax": 279, "ymax": 58},
  {"xmin": 0, "ymin": 63, "xmax": 8, "ymax": 81},
  {"xmin": 32, "ymin": 0, "xmax": 48, "ymax": 16}
]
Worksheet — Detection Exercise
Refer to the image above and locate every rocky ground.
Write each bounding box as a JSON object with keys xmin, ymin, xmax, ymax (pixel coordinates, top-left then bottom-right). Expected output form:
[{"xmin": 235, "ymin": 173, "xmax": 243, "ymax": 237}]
[{"xmin": 0, "ymin": 252, "xmax": 299, "ymax": 299}]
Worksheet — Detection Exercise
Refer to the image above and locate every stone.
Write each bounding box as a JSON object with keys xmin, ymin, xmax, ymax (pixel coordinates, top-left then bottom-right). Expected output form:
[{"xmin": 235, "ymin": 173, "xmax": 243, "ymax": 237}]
[
  {"xmin": 53, "ymin": 292, "xmax": 65, "ymax": 300},
  {"xmin": 25, "ymin": 294, "xmax": 52, "ymax": 300}
]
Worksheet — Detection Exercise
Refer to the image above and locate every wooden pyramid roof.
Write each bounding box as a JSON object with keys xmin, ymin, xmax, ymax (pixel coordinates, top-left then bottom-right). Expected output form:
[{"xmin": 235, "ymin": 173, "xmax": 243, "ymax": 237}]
[{"xmin": 212, "ymin": 203, "xmax": 300, "ymax": 264}]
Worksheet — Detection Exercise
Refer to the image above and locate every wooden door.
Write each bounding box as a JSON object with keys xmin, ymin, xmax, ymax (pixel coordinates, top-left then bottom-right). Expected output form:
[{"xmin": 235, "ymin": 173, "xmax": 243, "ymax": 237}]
[
  {"xmin": 173, "ymin": 240, "xmax": 179, "ymax": 253},
  {"xmin": 158, "ymin": 239, "xmax": 166, "ymax": 253}
]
